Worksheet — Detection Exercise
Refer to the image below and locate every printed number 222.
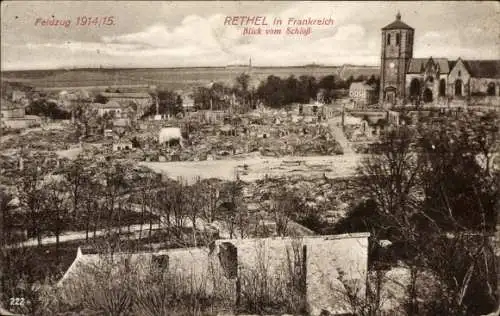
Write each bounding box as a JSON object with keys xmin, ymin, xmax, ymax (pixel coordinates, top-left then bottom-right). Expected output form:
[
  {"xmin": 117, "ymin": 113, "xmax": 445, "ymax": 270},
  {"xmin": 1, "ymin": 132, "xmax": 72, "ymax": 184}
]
[{"xmin": 10, "ymin": 297, "xmax": 25, "ymax": 306}]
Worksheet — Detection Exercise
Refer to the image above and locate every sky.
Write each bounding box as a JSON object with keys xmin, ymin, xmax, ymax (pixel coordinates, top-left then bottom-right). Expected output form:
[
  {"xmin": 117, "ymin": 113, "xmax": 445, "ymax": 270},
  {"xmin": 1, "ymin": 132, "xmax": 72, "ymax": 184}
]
[{"xmin": 1, "ymin": 1, "xmax": 499, "ymax": 70}]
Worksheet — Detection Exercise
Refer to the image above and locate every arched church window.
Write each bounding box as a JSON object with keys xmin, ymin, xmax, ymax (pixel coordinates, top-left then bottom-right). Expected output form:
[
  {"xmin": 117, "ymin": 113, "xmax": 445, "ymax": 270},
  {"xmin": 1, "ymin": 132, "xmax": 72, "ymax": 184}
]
[
  {"xmin": 410, "ymin": 79, "xmax": 420, "ymax": 97},
  {"xmin": 396, "ymin": 33, "xmax": 400, "ymax": 45},
  {"xmin": 387, "ymin": 34, "xmax": 391, "ymax": 45},
  {"xmin": 458, "ymin": 70, "xmax": 461, "ymax": 77},
  {"xmin": 455, "ymin": 79, "xmax": 463, "ymax": 96},
  {"xmin": 439, "ymin": 79, "xmax": 446, "ymax": 97},
  {"xmin": 428, "ymin": 76, "xmax": 434, "ymax": 83}
]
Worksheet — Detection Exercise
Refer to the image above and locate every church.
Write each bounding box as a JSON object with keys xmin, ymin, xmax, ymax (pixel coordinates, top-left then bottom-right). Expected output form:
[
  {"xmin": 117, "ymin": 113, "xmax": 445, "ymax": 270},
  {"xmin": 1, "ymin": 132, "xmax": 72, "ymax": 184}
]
[{"xmin": 379, "ymin": 12, "xmax": 500, "ymax": 106}]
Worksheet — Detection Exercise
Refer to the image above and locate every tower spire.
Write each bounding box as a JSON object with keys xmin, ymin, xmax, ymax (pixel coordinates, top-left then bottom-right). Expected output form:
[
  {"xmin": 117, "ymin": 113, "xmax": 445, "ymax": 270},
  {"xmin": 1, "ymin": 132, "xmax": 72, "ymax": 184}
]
[{"xmin": 396, "ymin": 11, "xmax": 401, "ymax": 21}]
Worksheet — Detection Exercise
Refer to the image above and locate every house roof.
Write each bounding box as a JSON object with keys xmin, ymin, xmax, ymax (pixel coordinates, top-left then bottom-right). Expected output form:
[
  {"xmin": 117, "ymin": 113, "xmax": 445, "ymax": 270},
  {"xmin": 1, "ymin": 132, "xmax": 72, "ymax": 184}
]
[
  {"xmin": 113, "ymin": 118, "xmax": 130, "ymax": 127},
  {"xmin": 463, "ymin": 60, "xmax": 500, "ymax": 79},
  {"xmin": 407, "ymin": 58, "xmax": 500, "ymax": 78},
  {"xmin": 382, "ymin": 13, "xmax": 414, "ymax": 30},
  {"xmin": 349, "ymin": 82, "xmax": 375, "ymax": 91},
  {"xmin": 407, "ymin": 58, "xmax": 451, "ymax": 74},
  {"xmin": 58, "ymin": 246, "xmax": 210, "ymax": 286},
  {"xmin": 363, "ymin": 116, "xmax": 388, "ymax": 126},
  {"xmin": 100, "ymin": 101, "xmax": 122, "ymax": 109},
  {"xmin": 448, "ymin": 60, "xmax": 457, "ymax": 71},
  {"xmin": 182, "ymin": 95, "xmax": 195, "ymax": 107}
]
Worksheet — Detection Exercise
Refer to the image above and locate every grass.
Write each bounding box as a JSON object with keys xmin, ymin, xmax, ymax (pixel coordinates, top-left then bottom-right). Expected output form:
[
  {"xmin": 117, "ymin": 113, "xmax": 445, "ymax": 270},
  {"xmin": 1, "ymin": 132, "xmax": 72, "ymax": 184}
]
[{"xmin": 35, "ymin": 253, "xmax": 234, "ymax": 316}]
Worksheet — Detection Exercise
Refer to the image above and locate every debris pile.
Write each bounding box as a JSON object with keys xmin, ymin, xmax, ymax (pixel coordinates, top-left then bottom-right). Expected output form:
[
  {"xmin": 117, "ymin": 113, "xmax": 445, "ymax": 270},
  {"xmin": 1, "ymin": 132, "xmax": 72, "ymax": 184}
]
[{"xmin": 132, "ymin": 108, "xmax": 344, "ymax": 161}]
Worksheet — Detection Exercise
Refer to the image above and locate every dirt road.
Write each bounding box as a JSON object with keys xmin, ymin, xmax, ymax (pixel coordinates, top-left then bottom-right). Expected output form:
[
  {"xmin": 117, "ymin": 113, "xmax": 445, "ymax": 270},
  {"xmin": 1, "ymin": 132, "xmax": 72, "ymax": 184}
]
[
  {"xmin": 327, "ymin": 117, "xmax": 354, "ymax": 154},
  {"xmin": 7, "ymin": 223, "xmax": 161, "ymax": 248}
]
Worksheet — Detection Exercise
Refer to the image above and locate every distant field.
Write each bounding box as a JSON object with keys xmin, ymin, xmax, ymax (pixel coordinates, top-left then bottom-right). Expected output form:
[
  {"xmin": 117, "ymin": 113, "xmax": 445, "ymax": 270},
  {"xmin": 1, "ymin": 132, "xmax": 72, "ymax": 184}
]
[{"xmin": 1, "ymin": 65, "xmax": 379, "ymax": 92}]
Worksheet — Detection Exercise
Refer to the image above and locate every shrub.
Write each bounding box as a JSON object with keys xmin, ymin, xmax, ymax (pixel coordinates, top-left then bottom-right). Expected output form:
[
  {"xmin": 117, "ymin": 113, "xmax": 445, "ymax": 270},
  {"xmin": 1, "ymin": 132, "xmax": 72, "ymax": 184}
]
[
  {"xmin": 38, "ymin": 253, "xmax": 236, "ymax": 315},
  {"xmin": 237, "ymin": 240, "xmax": 307, "ymax": 314}
]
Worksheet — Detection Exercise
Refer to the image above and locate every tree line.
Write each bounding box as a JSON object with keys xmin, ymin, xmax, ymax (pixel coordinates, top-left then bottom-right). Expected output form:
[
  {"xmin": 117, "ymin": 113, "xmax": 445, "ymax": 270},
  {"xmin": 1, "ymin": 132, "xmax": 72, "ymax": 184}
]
[
  {"xmin": 255, "ymin": 74, "xmax": 379, "ymax": 108},
  {"xmin": 2, "ymin": 157, "xmax": 309, "ymax": 251},
  {"xmin": 26, "ymin": 99, "xmax": 71, "ymax": 120},
  {"xmin": 151, "ymin": 73, "xmax": 380, "ymax": 115}
]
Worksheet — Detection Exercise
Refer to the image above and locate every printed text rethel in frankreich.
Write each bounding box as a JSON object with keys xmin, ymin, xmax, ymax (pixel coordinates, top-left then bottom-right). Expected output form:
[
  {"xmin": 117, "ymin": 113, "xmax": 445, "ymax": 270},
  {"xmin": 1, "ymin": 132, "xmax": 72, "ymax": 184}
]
[{"xmin": 224, "ymin": 16, "xmax": 334, "ymax": 26}]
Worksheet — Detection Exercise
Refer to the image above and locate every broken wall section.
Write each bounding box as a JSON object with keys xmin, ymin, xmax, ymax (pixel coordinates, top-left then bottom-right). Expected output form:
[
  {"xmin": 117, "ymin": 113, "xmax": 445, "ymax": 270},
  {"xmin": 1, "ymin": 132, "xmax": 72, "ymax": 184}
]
[{"xmin": 213, "ymin": 233, "xmax": 370, "ymax": 315}]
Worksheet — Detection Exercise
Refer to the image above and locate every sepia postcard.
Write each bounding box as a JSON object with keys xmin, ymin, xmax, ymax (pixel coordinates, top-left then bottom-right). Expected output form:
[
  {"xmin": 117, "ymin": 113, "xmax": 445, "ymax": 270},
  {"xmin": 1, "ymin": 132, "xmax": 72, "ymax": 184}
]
[{"xmin": 0, "ymin": 1, "xmax": 499, "ymax": 315}]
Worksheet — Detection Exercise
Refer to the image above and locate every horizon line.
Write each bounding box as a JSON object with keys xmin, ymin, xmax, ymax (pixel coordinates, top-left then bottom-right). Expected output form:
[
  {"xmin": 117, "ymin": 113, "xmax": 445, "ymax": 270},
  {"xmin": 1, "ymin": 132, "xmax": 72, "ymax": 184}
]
[{"xmin": 0, "ymin": 63, "xmax": 380, "ymax": 72}]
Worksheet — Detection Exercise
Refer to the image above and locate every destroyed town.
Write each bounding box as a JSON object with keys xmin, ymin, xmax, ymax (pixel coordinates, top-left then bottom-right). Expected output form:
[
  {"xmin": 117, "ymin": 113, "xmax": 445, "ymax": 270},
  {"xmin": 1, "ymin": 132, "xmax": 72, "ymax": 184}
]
[{"xmin": 0, "ymin": 1, "xmax": 499, "ymax": 316}]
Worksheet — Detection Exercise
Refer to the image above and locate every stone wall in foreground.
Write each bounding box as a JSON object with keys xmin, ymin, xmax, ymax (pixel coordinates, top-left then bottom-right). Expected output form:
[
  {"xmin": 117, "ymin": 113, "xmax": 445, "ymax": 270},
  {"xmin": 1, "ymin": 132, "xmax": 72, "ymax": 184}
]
[
  {"xmin": 213, "ymin": 233, "xmax": 370, "ymax": 315},
  {"xmin": 61, "ymin": 233, "xmax": 370, "ymax": 315}
]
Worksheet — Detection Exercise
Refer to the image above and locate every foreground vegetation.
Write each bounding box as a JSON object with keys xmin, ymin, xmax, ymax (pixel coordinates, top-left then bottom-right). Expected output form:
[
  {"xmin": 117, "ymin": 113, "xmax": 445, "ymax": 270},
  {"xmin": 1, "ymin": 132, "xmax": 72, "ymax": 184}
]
[{"xmin": 338, "ymin": 111, "xmax": 500, "ymax": 315}]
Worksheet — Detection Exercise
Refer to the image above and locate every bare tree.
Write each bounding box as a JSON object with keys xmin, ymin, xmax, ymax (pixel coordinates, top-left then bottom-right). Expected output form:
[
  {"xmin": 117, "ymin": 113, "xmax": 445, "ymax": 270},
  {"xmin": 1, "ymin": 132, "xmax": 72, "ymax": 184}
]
[
  {"xmin": 155, "ymin": 179, "xmax": 189, "ymax": 247},
  {"xmin": 18, "ymin": 165, "xmax": 46, "ymax": 246},
  {"xmin": 269, "ymin": 189, "xmax": 303, "ymax": 237},
  {"xmin": 164, "ymin": 179, "xmax": 188, "ymax": 232},
  {"xmin": 178, "ymin": 180, "xmax": 201, "ymax": 247},
  {"xmin": 73, "ymin": 101, "xmax": 99, "ymax": 139},
  {"xmin": 0, "ymin": 189, "xmax": 16, "ymax": 306},
  {"xmin": 471, "ymin": 112, "xmax": 499, "ymax": 176},
  {"xmin": 220, "ymin": 180, "xmax": 248, "ymax": 239},
  {"xmin": 81, "ymin": 182, "xmax": 98, "ymax": 241},
  {"xmin": 0, "ymin": 188, "xmax": 15, "ymax": 246},
  {"xmin": 134, "ymin": 171, "xmax": 160, "ymax": 243},
  {"xmin": 92, "ymin": 161, "xmax": 133, "ymax": 246},
  {"xmin": 199, "ymin": 180, "xmax": 221, "ymax": 224},
  {"xmin": 62, "ymin": 156, "xmax": 89, "ymax": 220},
  {"xmin": 41, "ymin": 178, "xmax": 69, "ymax": 258}
]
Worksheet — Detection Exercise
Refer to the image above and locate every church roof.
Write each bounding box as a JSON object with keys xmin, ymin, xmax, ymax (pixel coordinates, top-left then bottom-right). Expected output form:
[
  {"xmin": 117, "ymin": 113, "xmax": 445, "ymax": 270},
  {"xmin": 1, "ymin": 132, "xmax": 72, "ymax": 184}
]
[
  {"xmin": 382, "ymin": 13, "xmax": 413, "ymax": 30},
  {"xmin": 407, "ymin": 58, "xmax": 451, "ymax": 74},
  {"xmin": 382, "ymin": 20, "xmax": 414, "ymax": 30},
  {"xmin": 448, "ymin": 60, "xmax": 457, "ymax": 71},
  {"xmin": 349, "ymin": 82, "xmax": 375, "ymax": 91},
  {"xmin": 463, "ymin": 60, "xmax": 500, "ymax": 79}
]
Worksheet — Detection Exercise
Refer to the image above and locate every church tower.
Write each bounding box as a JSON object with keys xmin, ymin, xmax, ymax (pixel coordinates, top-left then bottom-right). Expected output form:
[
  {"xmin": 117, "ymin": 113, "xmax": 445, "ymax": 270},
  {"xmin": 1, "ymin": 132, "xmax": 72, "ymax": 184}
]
[{"xmin": 379, "ymin": 12, "xmax": 414, "ymax": 106}]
